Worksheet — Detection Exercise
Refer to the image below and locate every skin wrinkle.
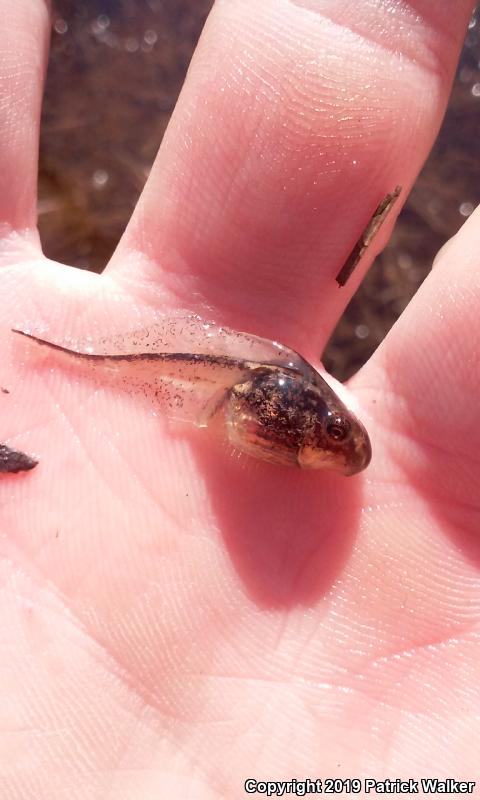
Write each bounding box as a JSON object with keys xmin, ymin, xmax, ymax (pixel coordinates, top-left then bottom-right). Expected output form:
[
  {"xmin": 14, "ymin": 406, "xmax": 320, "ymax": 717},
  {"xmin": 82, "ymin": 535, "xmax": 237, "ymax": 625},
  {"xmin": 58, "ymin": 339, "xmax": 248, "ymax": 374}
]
[
  {"xmin": 0, "ymin": 565, "xmax": 166, "ymax": 730},
  {"xmin": 384, "ymin": 412, "xmax": 480, "ymax": 483},
  {"xmin": 326, "ymin": 565, "xmax": 478, "ymax": 637},
  {"xmin": 6, "ymin": 368, "xmax": 188, "ymax": 586},
  {"xmin": 286, "ymin": 0, "xmax": 466, "ymax": 84},
  {"xmin": 361, "ymin": 627, "xmax": 480, "ymax": 672},
  {"xmin": 230, "ymin": 1, "xmax": 450, "ymax": 172},
  {"xmin": 68, "ymin": 418, "xmax": 186, "ymax": 535},
  {"xmin": 374, "ymin": 440, "xmax": 480, "ymax": 532},
  {"xmin": 217, "ymin": 72, "xmax": 300, "ymax": 172},
  {"xmin": 376, "ymin": 344, "xmax": 478, "ymax": 434},
  {"xmin": 265, "ymin": 580, "xmax": 479, "ymax": 684},
  {"xmin": 300, "ymin": 677, "xmax": 439, "ymax": 721},
  {"xmin": 308, "ymin": 669, "xmax": 471, "ymax": 740},
  {"xmin": 49, "ymin": 548, "xmax": 266, "ymax": 736},
  {"xmin": 226, "ymin": 8, "xmax": 410, "ymax": 133},
  {"xmin": 55, "ymin": 587, "xmax": 200, "ymax": 731}
]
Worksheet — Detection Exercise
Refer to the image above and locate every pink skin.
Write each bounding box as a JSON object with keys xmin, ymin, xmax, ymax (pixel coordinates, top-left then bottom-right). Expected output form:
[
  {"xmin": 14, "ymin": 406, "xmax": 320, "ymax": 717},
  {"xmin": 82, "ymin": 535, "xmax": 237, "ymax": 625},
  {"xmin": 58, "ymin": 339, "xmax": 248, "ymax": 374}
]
[{"xmin": 0, "ymin": 0, "xmax": 478, "ymax": 796}]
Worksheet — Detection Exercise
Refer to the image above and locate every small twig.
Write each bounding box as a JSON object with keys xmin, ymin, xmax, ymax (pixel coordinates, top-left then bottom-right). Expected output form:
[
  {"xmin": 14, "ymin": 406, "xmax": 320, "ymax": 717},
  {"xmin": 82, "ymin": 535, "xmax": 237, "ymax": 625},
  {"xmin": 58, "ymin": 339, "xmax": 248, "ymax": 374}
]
[{"xmin": 336, "ymin": 185, "xmax": 402, "ymax": 287}]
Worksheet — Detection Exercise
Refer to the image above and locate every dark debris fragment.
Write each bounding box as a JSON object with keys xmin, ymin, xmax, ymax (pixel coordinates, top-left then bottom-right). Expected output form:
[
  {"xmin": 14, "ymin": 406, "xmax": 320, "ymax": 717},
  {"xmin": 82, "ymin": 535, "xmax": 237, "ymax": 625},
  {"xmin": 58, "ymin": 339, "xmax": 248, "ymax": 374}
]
[{"xmin": 0, "ymin": 444, "xmax": 38, "ymax": 474}]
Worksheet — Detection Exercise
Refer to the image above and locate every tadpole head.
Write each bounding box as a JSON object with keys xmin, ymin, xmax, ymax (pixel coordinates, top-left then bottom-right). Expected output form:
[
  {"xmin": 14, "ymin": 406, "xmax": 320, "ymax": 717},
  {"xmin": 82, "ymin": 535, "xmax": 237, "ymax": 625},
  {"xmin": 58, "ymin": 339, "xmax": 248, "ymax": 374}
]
[
  {"xmin": 224, "ymin": 367, "xmax": 371, "ymax": 475},
  {"xmin": 297, "ymin": 403, "xmax": 372, "ymax": 475}
]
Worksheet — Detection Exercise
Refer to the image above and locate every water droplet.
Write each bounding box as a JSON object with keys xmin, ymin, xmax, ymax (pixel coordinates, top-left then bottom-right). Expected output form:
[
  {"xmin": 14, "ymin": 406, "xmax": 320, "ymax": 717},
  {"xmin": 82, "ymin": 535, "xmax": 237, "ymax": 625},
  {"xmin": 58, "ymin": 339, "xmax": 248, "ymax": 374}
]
[
  {"xmin": 355, "ymin": 324, "xmax": 369, "ymax": 340},
  {"xmin": 397, "ymin": 252, "xmax": 413, "ymax": 271},
  {"xmin": 125, "ymin": 37, "xmax": 139, "ymax": 53},
  {"xmin": 459, "ymin": 66, "xmax": 473, "ymax": 83},
  {"xmin": 91, "ymin": 14, "xmax": 110, "ymax": 35},
  {"xmin": 54, "ymin": 18, "xmax": 68, "ymax": 35},
  {"xmin": 100, "ymin": 31, "xmax": 118, "ymax": 49},
  {"xmin": 427, "ymin": 199, "xmax": 442, "ymax": 216},
  {"xmin": 92, "ymin": 169, "xmax": 109, "ymax": 189},
  {"xmin": 144, "ymin": 29, "xmax": 157, "ymax": 45},
  {"xmin": 459, "ymin": 201, "xmax": 474, "ymax": 217}
]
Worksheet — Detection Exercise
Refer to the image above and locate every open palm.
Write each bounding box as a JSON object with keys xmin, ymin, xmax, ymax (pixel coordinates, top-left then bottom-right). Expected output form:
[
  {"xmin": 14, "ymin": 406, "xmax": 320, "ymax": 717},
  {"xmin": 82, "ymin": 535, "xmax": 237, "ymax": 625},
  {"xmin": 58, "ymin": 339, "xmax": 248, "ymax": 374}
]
[{"xmin": 1, "ymin": 1, "xmax": 479, "ymax": 797}]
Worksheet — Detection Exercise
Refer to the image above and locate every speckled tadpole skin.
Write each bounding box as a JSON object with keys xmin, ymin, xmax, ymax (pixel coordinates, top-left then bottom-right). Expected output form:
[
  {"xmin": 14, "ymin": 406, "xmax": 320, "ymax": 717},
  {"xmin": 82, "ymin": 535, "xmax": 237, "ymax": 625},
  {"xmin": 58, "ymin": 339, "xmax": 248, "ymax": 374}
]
[
  {"xmin": 12, "ymin": 317, "xmax": 371, "ymax": 475},
  {"xmin": 0, "ymin": 444, "xmax": 38, "ymax": 474},
  {"xmin": 224, "ymin": 366, "xmax": 371, "ymax": 474}
]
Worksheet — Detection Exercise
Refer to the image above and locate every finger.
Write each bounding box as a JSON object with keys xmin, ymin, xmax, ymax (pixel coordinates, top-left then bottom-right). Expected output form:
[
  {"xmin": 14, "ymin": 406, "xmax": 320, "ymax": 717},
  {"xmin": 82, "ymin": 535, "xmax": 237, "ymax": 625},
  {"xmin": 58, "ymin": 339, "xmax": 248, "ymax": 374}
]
[
  {"xmin": 110, "ymin": 0, "xmax": 473, "ymax": 357},
  {"xmin": 362, "ymin": 204, "xmax": 480, "ymax": 506},
  {"xmin": 0, "ymin": 0, "xmax": 50, "ymax": 235}
]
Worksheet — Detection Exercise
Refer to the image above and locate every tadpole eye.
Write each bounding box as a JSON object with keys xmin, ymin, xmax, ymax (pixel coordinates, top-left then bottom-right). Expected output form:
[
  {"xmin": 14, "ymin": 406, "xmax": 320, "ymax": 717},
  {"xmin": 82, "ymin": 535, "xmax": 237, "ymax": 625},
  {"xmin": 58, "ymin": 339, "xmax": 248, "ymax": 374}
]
[{"xmin": 325, "ymin": 415, "xmax": 351, "ymax": 442}]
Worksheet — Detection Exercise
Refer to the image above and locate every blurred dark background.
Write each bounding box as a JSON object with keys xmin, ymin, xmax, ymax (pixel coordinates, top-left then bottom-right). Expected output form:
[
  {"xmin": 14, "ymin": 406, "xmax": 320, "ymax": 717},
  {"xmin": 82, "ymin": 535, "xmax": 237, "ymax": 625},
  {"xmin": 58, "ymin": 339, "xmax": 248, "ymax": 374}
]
[{"xmin": 40, "ymin": 1, "xmax": 480, "ymax": 380}]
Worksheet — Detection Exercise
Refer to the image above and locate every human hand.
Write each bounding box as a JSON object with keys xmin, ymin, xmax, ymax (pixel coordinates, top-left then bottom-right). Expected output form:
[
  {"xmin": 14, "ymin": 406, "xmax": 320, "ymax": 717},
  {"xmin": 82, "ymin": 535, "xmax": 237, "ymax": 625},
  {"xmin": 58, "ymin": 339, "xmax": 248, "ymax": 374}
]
[{"xmin": 1, "ymin": 1, "xmax": 478, "ymax": 797}]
